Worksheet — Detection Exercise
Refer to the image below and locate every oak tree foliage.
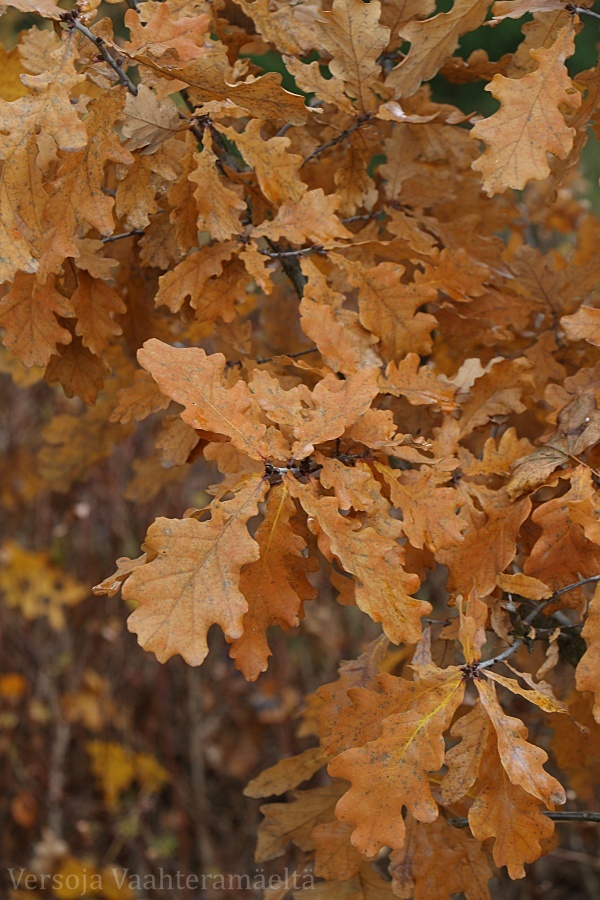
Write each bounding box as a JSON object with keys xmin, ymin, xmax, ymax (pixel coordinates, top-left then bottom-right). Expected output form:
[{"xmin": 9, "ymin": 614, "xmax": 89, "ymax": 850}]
[{"xmin": 2, "ymin": 0, "xmax": 600, "ymax": 894}]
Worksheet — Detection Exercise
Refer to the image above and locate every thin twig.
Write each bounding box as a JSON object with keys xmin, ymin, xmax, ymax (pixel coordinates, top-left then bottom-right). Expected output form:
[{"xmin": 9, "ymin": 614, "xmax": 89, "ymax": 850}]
[
  {"xmin": 102, "ymin": 229, "xmax": 145, "ymax": 244},
  {"xmin": 448, "ymin": 811, "xmax": 600, "ymax": 829},
  {"xmin": 477, "ymin": 574, "xmax": 600, "ymax": 671},
  {"xmin": 341, "ymin": 212, "xmax": 382, "ymax": 224},
  {"xmin": 259, "ymin": 244, "xmax": 326, "ymax": 259},
  {"xmin": 302, "ymin": 113, "xmax": 372, "ymax": 165},
  {"xmin": 566, "ymin": 4, "xmax": 600, "ymax": 20},
  {"xmin": 68, "ymin": 18, "xmax": 138, "ymax": 95},
  {"xmin": 226, "ymin": 346, "xmax": 318, "ymax": 369}
]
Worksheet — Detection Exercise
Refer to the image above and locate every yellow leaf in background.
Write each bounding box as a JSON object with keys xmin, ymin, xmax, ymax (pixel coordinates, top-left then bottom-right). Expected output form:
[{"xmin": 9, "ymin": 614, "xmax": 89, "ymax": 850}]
[
  {"xmin": 0, "ymin": 541, "xmax": 87, "ymax": 629},
  {"xmin": 87, "ymin": 741, "xmax": 169, "ymax": 811}
]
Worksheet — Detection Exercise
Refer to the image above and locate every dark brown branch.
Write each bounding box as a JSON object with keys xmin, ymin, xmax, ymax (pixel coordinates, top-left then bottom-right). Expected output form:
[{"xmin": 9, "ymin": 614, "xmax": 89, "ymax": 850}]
[
  {"xmin": 477, "ymin": 574, "xmax": 600, "ymax": 671},
  {"xmin": 302, "ymin": 113, "xmax": 373, "ymax": 166},
  {"xmin": 226, "ymin": 347, "xmax": 318, "ymax": 369},
  {"xmin": 102, "ymin": 229, "xmax": 145, "ymax": 244},
  {"xmin": 68, "ymin": 19, "xmax": 138, "ymax": 95},
  {"xmin": 448, "ymin": 811, "xmax": 600, "ymax": 829},
  {"xmin": 566, "ymin": 4, "xmax": 600, "ymax": 20},
  {"xmin": 259, "ymin": 244, "xmax": 326, "ymax": 259}
]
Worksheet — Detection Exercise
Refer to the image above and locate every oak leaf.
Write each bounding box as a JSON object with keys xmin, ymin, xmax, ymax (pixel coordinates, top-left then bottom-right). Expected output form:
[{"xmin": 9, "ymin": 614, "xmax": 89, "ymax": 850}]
[
  {"xmin": 252, "ymin": 189, "xmax": 352, "ymax": 247},
  {"xmin": 137, "ymin": 338, "xmax": 286, "ymax": 460},
  {"xmin": 468, "ymin": 738, "xmax": 555, "ymax": 879},
  {"xmin": 291, "ymin": 482, "xmax": 429, "ymax": 645},
  {"xmin": 315, "ymin": 0, "xmax": 390, "ymax": 113},
  {"xmin": 561, "ymin": 304, "xmax": 600, "ymax": 347},
  {"xmin": 188, "ymin": 134, "xmax": 246, "ymax": 241},
  {"xmin": 575, "ymin": 581, "xmax": 600, "ymax": 722},
  {"xmin": 230, "ymin": 483, "xmax": 317, "ymax": 681},
  {"xmin": 0, "ymin": 272, "xmax": 74, "ymax": 367},
  {"xmin": 328, "ymin": 665, "xmax": 465, "ymax": 856},
  {"xmin": 389, "ymin": 815, "xmax": 493, "ymax": 900},
  {"xmin": 221, "ymin": 120, "xmax": 306, "ymax": 205},
  {"xmin": 151, "ymin": 43, "xmax": 309, "ymax": 125},
  {"xmin": 386, "ymin": 0, "xmax": 490, "ymax": 99},
  {"xmin": 471, "ymin": 25, "xmax": 581, "ymax": 195},
  {"xmin": 124, "ymin": 476, "xmax": 269, "ymax": 665},
  {"xmin": 121, "ymin": 84, "xmax": 182, "ymax": 154},
  {"xmin": 244, "ymin": 746, "xmax": 327, "ymax": 799}
]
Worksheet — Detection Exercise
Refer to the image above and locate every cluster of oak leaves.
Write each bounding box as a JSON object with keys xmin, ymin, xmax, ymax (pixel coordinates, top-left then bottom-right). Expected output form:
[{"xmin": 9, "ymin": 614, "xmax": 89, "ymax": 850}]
[{"xmin": 2, "ymin": 0, "xmax": 600, "ymax": 893}]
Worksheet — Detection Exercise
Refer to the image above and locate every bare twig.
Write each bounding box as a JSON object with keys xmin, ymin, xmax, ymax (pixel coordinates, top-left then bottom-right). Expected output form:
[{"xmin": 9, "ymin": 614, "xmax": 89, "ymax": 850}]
[
  {"xmin": 67, "ymin": 18, "xmax": 138, "ymax": 95},
  {"xmin": 226, "ymin": 346, "xmax": 318, "ymax": 369},
  {"xmin": 448, "ymin": 811, "xmax": 600, "ymax": 829},
  {"xmin": 477, "ymin": 574, "xmax": 600, "ymax": 671},
  {"xmin": 259, "ymin": 244, "xmax": 327, "ymax": 259},
  {"xmin": 102, "ymin": 229, "xmax": 145, "ymax": 244},
  {"xmin": 566, "ymin": 4, "xmax": 600, "ymax": 20},
  {"xmin": 302, "ymin": 113, "xmax": 373, "ymax": 165}
]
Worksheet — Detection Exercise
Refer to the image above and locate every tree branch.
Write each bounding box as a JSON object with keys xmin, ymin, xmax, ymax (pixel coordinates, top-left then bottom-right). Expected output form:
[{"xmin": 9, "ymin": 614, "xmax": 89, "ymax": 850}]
[
  {"xmin": 102, "ymin": 229, "xmax": 145, "ymax": 244},
  {"xmin": 302, "ymin": 113, "xmax": 373, "ymax": 166},
  {"xmin": 448, "ymin": 811, "xmax": 600, "ymax": 829},
  {"xmin": 477, "ymin": 574, "xmax": 600, "ymax": 671},
  {"xmin": 226, "ymin": 347, "xmax": 318, "ymax": 369},
  {"xmin": 67, "ymin": 18, "xmax": 138, "ymax": 95},
  {"xmin": 566, "ymin": 4, "xmax": 600, "ymax": 20},
  {"xmin": 259, "ymin": 244, "xmax": 326, "ymax": 259}
]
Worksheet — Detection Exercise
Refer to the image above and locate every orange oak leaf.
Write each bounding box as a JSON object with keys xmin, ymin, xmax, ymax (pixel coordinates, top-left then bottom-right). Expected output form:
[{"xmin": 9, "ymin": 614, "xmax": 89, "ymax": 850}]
[
  {"xmin": 561, "ymin": 304, "xmax": 600, "ymax": 347},
  {"xmin": 378, "ymin": 463, "xmax": 468, "ymax": 553},
  {"xmin": 154, "ymin": 242, "xmax": 238, "ymax": 315},
  {"xmin": 38, "ymin": 88, "xmax": 134, "ymax": 280},
  {"xmin": 309, "ymin": 634, "xmax": 390, "ymax": 756},
  {"xmin": 45, "ymin": 335, "xmax": 110, "ymax": 404},
  {"xmin": 123, "ymin": 476, "xmax": 269, "ymax": 665},
  {"xmin": 146, "ymin": 44, "xmax": 309, "ymax": 125},
  {"xmin": 315, "ymin": 0, "xmax": 390, "ymax": 113},
  {"xmin": 575, "ymin": 581, "xmax": 600, "ymax": 722},
  {"xmin": 496, "ymin": 572, "xmax": 552, "ymax": 601},
  {"xmin": 291, "ymin": 481, "xmax": 429, "ymax": 644},
  {"xmin": 337, "ymin": 257, "xmax": 438, "ymax": 362},
  {"xmin": 380, "ymin": 354, "xmax": 457, "ymax": 411},
  {"xmin": 220, "ymin": 119, "xmax": 306, "ymax": 205},
  {"xmin": 230, "ymin": 483, "xmax": 317, "ymax": 681},
  {"xmin": 188, "ymin": 134, "xmax": 246, "ymax": 241},
  {"xmin": 471, "ymin": 25, "xmax": 581, "ymax": 195},
  {"xmin": 0, "ymin": 272, "xmax": 74, "ymax": 366},
  {"xmin": 256, "ymin": 781, "xmax": 345, "ymax": 861},
  {"xmin": 389, "ymin": 814, "xmax": 493, "ymax": 900},
  {"xmin": 252, "ymin": 189, "xmax": 352, "ymax": 247},
  {"xmin": 442, "ymin": 703, "xmax": 491, "ymax": 806},
  {"xmin": 120, "ymin": 84, "xmax": 182, "ymax": 154},
  {"xmin": 386, "ymin": 0, "xmax": 490, "ymax": 99},
  {"xmin": 524, "ymin": 467, "xmax": 600, "ymax": 594},
  {"xmin": 137, "ymin": 338, "xmax": 283, "ymax": 460},
  {"xmin": 124, "ymin": 4, "xmax": 210, "ymax": 62},
  {"xmin": 468, "ymin": 735, "xmax": 556, "ymax": 879},
  {"xmin": 244, "ymin": 746, "xmax": 326, "ymax": 799},
  {"xmin": 440, "ymin": 493, "xmax": 531, "ymax": 597},
  {"xmin": 312, "ymin": 819, "xmax": 363, "ymax": 882},
  {"xmin": 69, "ymin": 272, "xmax": 126, "ymax": 356},
  {"xmin": 300, "ymin": 862, "xmax": 396, "ymax": 897},
  {"xmin": 110, "ymin": 370, "xmax": 171, "ymax": 424},
  {"xmin": 328, "ymin": 665, "xmax": 465, "ymax": 856},
  {"xmin": 475, "ymin": 678, "xmax": 566, "ymax": 808}
]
